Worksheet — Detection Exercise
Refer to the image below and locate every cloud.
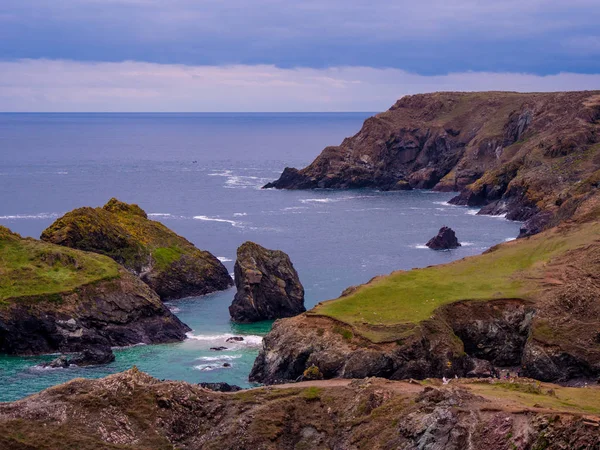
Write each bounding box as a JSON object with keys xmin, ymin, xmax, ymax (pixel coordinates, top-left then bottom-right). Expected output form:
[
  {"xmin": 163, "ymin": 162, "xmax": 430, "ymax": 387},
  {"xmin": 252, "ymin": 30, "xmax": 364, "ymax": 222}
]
[
  {"xmin": 1, "ymin": 59, "xmax": 599, "ymax": 112},
  {"xmin": 0, "ymin": 1, "xmax": 599, "ymax": 74}
]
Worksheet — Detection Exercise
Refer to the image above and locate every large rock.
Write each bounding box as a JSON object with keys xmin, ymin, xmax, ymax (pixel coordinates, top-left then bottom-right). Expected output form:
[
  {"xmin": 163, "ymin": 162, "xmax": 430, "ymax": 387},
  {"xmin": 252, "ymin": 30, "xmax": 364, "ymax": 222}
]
[
  {"xmin": 265, "ymin": 91, "xmax": 600, "ymax": 236},
  {"xmin": 0, "ymin": 226, "xmax": 190, "ymax": 357},
  {"xmin": 426, "ymin": 226, "xmax": 461, "ymax": 250},
  {"xmin": 229, "ymin": 242, "xmax": 305, "ymax": 323},
  {"xmin": 41, "ymin": 198, "xmax": 233, "ymax": 300}
]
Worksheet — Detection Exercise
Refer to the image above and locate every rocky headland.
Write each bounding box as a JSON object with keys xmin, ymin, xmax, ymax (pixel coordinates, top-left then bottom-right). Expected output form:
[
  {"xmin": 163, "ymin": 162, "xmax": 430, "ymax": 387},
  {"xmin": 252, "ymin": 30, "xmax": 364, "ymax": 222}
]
[
  {"xmin": 0, "ymin": 368, "xmax": 599, "ymax": 449},
  {"xmin": 229, "ymin": 241, "xmax": 305, "ymax": 323},
  {"xmin": 251, "ymin": 213, "xmax": 600, "ymax": 385},
  {"xmin": 265, "ymin": 91, "xmax": 600, "ymax": 237},
  {"xmin": 0, "ymin": 226, "xmax": 190, "ymax": 360},
  {"xmin": 41, "ymin": 198, "xmax": 233, "ymax": 300}
]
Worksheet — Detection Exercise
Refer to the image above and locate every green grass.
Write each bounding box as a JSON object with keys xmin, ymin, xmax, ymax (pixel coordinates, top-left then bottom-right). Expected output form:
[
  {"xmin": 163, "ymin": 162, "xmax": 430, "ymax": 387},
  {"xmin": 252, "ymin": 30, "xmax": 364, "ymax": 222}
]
[
  {"xmin": 470, "ymin": 382, "xmax": 600, "ymax": 415},
  {"xmin": 152, "ymin": 246, "xmax": 183, "ymax": 270},
  {"xmin": 312, "ymin": 222, "xmax": 600, "ymax": 342},
  {"xmin": 0, "ymin": 227, "xmax": 120, "ymax": 303}
]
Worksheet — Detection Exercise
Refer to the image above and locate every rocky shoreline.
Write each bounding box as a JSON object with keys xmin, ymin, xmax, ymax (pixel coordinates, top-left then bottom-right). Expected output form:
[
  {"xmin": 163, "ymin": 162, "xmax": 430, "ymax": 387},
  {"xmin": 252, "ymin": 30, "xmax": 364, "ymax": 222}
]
[{"xmin": 265, "ymin": 91, "xmax": 600, "ymax": 238}]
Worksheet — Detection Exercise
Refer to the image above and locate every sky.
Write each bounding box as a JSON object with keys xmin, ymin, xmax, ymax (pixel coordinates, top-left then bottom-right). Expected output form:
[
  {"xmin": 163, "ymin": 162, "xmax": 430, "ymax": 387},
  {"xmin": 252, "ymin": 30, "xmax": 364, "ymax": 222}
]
[{"xmin": 1, "ymin": 0, "xmax": 599, "ymax": 111}]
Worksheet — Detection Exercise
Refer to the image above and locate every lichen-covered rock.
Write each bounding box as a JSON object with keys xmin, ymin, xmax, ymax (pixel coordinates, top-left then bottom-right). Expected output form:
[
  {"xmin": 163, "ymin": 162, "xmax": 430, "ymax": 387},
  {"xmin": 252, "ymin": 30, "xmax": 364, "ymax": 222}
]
[
  {"xmin": 229, "ymin": 242, "xmax": 305, "ymax": 323},
  {"xmin": 265, "ymin": 91, "xmax": 600, "ymax": 236},
  {"xmin": 0, "ymin": 226, "xmax": 190, "ymax": 357},
  {"xmin": 426, "ymin": 226, "xmax": 461, "ymax": 250},
  {"xmin": 41, "ymin": 198, "xmax": 233, "ymax": 300}
]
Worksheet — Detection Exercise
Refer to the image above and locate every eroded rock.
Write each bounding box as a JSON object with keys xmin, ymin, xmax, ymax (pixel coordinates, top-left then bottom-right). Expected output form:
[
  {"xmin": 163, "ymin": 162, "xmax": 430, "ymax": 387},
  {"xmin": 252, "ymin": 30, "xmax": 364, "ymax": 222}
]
[
  {"xmin": 426, "ymin": 226, "xmax": 461, "ymax": 250},
  {"xmin": 229, "ymin": 242, "xmax": 305, "ymax": 323}
]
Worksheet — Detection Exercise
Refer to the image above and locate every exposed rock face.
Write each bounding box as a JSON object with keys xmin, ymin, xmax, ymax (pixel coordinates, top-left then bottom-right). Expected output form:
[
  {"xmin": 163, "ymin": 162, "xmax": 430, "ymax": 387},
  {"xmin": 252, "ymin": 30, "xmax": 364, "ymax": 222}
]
[
  {"xmin": 41, "ymin": 198, "xmax": 233, "ymax": 300},
  {"xmin": 266, "ymin": 91, "xmax": 600, "ymax": 236},
  {"xmin": 199, "ymin": 382, "xmax": 242, "ymax": 392},
  {"xmin": 251, "ymin": 300, "xmax": 535, "ymax": 384},
  {"xmin": 0, "ymin": 267, "xmax": 190, "ymax": 357},
  {"xmin": 0, "ymin": 226, "xmax": 190, "ymax": 357},
  {"xmin": 426, "ymin": 226, "xmax": 461, "ymax": 250},
  {"xmin": 229, "ymin": 242, "xmax": 305, "ymax": 323},
  {"xmin": 1, "ymin": 369, "xmax": 598, "ymax": 449}
]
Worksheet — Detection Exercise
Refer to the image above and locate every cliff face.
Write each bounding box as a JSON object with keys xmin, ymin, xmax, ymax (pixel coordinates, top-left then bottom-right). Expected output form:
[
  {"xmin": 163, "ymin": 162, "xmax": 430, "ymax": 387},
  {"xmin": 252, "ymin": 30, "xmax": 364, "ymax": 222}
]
[
  {"xmin": 41, "ymin": 198, "xmax": 233, "ymax": 300},
  {"xmin": 266, "ymin": 91, "xmax": 600, "ymax": 236},
  {"xmin": 229, "ymin": 242, "xmax": 305, "ymax": 323},
  {"xmin": 1, "ymin": 369, "xmax": 598, "ymax": 450},
  {"xmin": 0, "ymin": 226, "xmax": 189, "ymax": 356},
  {"xmin": 251, "ymin": 218, "xmax": 600, "ymax": 385}
]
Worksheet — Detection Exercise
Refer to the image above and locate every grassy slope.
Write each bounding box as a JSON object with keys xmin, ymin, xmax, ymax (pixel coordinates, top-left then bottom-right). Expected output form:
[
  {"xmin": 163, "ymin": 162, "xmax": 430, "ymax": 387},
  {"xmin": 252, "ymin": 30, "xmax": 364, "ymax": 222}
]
[
  {"xmin": 312, "ymin": 221, "xmax": 600, "ymax": 342},
  {"xmin": 41, "ymin": 199, "xmax": 212, "ymax": 272},
  {"xmin": 0, "ymin": 226, "xmax": 119, "ymax": 304}
]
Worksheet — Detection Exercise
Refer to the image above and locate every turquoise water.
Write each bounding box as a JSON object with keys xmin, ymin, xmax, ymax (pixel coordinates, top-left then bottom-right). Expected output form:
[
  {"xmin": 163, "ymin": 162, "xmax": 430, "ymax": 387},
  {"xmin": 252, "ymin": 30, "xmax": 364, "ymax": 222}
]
[{"xmin": 0, "ymin": 113, "xmax": 522, "ymax": 401}]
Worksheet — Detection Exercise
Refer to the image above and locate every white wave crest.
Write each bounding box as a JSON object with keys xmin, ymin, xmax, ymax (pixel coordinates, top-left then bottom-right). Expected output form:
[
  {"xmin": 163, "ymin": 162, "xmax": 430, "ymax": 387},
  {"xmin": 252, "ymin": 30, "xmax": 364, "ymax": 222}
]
[
  {"xmin": 466, "ymin": 209, "xmax": 479, "ymax": 215},
  {"xmin": 0, "ymin": 212, "xmax": 61, "ymax": 220},
  {"xmin": 186, "ymin": 332, "xmax": 263, "ymax": 347},
  {"xmin": 196, "ymin": 355, "xmax": 242, "ymax": 362},
  {"xmin": 217, "ymin": 256, "xmax": 233, "ymax": 262},
  {"xmin": 233, "ymin": 212, "xmax": 248, "ymax": 216},
  {"xmin": 194, "ymin": 363, "xmax": 232, "ymax": 371},
  {"xmin": 299, "ymin": 195, "xmax": 369, "ymax": 204},
  {"xmin": 411, "ymin": 244, "xmax": 429, "ymax": 249},
  {"xmin": 193, "ymin": 215, "xmax": 241, "ymax": 227}
]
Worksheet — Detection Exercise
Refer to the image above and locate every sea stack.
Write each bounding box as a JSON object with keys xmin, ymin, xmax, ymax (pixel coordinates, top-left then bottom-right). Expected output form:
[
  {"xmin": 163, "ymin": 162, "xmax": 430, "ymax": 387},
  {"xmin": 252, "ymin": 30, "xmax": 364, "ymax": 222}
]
[
  {"xmin": 229, "ymin": 242, "xmax": 305, "ymax": 323},
  {"xmin": 426, "ymin": 226, "xmax": 461, "ymax": 250},
  {"xmin": 41, "ymin": 198, "xmax": 233, "ymax": 300}
]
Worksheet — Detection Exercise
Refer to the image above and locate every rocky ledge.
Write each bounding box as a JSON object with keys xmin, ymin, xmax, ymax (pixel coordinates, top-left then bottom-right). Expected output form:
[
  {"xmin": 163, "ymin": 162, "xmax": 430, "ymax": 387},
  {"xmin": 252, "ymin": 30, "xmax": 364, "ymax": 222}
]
[
  {"xmin": 251, "ymin": 218, "xmax": 600, "ymax": 385},
  {"xmin": 41, "ymin": 198, "xmax": 233, "ymax": 300},
  {"xmin": 229, "ymin": 241, "xmax": 305, "ymax": 323},
  {"xmin": 1, "ymin": 368, "xmax": 599, "ymax": 449},
  {"xmin": 265, "ymin": 91, "xmax": 600, "ymax": 237},
  {"xmin": 0, "ymin": 226, "xmax": 189, "ymax": 359}
]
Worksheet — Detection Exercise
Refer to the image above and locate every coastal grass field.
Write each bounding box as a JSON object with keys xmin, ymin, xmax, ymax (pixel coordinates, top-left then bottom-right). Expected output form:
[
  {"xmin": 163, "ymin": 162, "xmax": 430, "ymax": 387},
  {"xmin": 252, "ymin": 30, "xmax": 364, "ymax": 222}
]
[
  {"xmin": 0, "ymin": 226, "xmax": 119, "ymax": 304},
  {"xmin": 312, "ymin": 221, "xmax": 600, "ymax": 342}
]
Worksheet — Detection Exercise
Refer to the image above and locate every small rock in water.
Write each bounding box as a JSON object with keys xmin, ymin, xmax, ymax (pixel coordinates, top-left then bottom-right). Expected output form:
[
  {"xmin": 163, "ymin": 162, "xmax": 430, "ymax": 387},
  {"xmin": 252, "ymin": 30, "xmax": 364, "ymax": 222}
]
[
  {"xmin": 226, "ymin": 336, "xmax": 244, "ymax": 342},
  {"xmin": 199, "ymin": 382, "xmax": 242, "ymax": 392},
  {"xmin": 210, "ymin": 346, "xmax": 228, "ymax": 351},
  {"xmin": 223, "ymin": 363, "xmax": 231, "ymax": 367},
  {"xmin": 41, "ymin": 355, "xmax": 70, "ymax": 369},
  {"xmin": 426, "ymin": 226, "xmax": 461, "ymax": 250},
  {"xmin": 69, "ymin": 346, "xmax": 115, "ymax": 366}
]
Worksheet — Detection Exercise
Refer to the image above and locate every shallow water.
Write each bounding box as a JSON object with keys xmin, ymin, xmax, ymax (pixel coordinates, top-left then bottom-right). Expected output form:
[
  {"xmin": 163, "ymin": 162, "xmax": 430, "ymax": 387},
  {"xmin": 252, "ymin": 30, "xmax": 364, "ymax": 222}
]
[{"xmin": 0, "ymin": 113, "xmax": 521, "ymax": 401}]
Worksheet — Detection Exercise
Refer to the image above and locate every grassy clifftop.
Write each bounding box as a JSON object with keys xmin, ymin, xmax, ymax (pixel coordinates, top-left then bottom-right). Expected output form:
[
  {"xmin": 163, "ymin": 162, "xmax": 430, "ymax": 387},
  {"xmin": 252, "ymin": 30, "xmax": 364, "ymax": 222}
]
[
  {"xmin": 0, "ymin": 226, "xmax": 119, "ymax": 305},
  {"xmin": 41, "ymin": 198, "xmax": 233, "ymax": 300}
]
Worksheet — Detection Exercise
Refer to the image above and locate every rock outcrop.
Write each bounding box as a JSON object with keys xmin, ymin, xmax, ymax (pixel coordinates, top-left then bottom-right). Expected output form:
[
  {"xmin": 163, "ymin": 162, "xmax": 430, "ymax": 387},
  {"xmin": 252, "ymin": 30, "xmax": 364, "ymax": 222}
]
[
  {"xmin": 426, "ymin": 226, "xmax": 461, "ymax": 250},
  {"xmin": 0, "ymin": 226, "xmax": 190, "ymax": 358},
  {"xmin": 229, "ymin": 242, "xmax": 305, "ymax": 323},
  {"xmin": 265, "ymin": 91, "xmax": 600, "ymax": 237},
  {"xmin": 41, "ymin": 198, "xmax": 233, "ymax": 300},
  {"xmin": 1, "ymin": 368, "xmax": 598, "ymax": 449},
  {"xmin": 251, "ymin": 219, "xmax": 600, "ymax": 384}
]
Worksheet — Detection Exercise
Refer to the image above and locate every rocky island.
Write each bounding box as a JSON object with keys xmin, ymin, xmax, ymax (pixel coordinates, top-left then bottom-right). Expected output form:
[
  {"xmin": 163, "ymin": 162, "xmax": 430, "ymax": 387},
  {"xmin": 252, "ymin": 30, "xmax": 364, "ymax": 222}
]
[
  {"xmin": 41, "ymin": 198, "xmax": 233, "ymax": 300},
  {"xmin": 0, "ymin": 226, "xmax": 189, "ymax": 360},
  {"xmin": 265, "ymin": 91, "xmax": 600, "ymax": 237},
  {"xmin": 229, "ymin": 241, "xmax": 305, "ymax": 322}
]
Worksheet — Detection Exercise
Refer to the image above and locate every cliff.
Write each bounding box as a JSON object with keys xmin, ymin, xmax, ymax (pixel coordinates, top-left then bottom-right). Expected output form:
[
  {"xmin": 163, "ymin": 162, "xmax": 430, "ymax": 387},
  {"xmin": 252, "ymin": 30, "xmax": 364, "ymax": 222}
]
[
  {"xmin": 251, "ymin": 214, "xmax": 600, "ymax": 385},
  {"xmin": 0, "ymin": 226, "xmax": 189, "ymax": 357},
  {"xmin": 0, "ymin": 368, "xmax": 598, "ymax": 449},
  {"xmin": 41, "ymin": 198, "xmax": 233, "ymax": 300},
  {"xmin": 229, "ymin": 241, "xmax": 305, "ymax": 323},
  {"xmin": 265, "ymin": 91, "xmax": 600, "ymax": 236}
]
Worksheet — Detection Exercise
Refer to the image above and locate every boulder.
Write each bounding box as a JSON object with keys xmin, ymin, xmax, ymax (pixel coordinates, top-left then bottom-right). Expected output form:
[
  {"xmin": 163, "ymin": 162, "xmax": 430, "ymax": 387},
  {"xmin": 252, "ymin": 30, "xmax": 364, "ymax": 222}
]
[
  {"xmin": 41, "ymin": 198, "xmax": 233, "ymax": 300},
  {"xmin": 41, "ymin": 355, "xmax": 70, "ymax": 369},
  {"xmin": 199, "ymin": 382, "xmax": 242, "ymax": 392},
  {"xmin": 226, "ymin": 336, "xmax": 244, "ymax": 342},
  {"xmin": 69, "ymin": 346, "xmax": 116, "ymax": 366},
  {"xmin": 426, "ymin": 226, "xmax": 461, "ymax": 250},
  {"xmin": 229, "ymin": 242, "xmax": 305, "ymax": 323}
]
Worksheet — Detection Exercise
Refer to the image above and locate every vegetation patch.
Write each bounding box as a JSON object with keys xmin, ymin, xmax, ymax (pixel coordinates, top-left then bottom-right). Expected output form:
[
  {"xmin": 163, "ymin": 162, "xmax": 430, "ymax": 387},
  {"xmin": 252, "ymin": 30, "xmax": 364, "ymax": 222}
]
[{"xmin": 0, "ymin": 226, "xmax": 119, "ymax": 303}]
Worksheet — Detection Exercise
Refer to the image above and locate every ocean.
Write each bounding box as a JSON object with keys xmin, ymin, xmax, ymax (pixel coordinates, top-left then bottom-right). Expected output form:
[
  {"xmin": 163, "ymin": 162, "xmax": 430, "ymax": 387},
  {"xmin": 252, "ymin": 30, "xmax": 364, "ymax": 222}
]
[{"xmin": 0, "ymin": 113, "xmax": 521, "ymax": 401}]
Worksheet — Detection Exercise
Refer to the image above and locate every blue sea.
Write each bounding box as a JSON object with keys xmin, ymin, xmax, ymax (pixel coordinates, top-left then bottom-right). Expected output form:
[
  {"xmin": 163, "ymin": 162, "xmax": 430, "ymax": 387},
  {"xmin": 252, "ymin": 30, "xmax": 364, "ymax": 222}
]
[{"xmin": 0, "ymin": 113, "xmax": 521, "ymax": 401}]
